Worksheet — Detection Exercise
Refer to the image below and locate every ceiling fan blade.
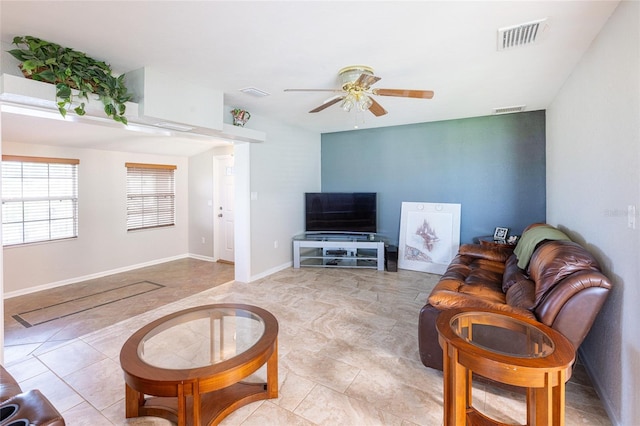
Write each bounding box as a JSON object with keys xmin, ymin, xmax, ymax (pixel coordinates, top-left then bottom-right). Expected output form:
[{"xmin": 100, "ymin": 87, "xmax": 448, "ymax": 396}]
[
  {"xmin": 309, "ymin": 95, "xmax": 345, "ymax": 113},
  {"xmin": 354, "ymin": 73, "xmax": 381, "ymax": 89},
  {"xmin": 285, "ymin": 88, "xmax": 343, "ymax": 93},
  {"xmin": 368, "ymin": 97, "xmax": 387, "ymax": 117},
  {"xmin": 373, "ymin": 89, "xmax": 434, "ymax": 99}
]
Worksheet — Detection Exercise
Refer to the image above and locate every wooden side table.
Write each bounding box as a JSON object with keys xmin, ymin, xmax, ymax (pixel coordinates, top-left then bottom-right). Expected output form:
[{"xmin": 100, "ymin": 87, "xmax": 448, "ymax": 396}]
[
  {"xmin": 476, "ymin": 236, "xmax": 516, "ymax": 251},
  {"xmin": 436, "ymin": 308, "xmax": 575, "ymax": 426}
]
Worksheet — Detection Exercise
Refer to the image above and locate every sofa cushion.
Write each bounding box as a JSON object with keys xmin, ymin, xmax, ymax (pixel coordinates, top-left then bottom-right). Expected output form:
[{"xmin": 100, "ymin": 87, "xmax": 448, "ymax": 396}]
[
  {"xmin": 529, "ymin": 240, "xmax": 601, "ymax": 306},
  {"xmin": 459, "ymin": 244, "xmax": 512, "ymax": 263},
  {"xmin": 427, "ymin": 252, "xmax": 536, "ymax": 320},
  {"xmin": 502, "ymin": 254, "xmax": 529, "ymax": 292},
  {"xmin": 505, "ymin": 279, "xmax": 536, "ymax": 310}
]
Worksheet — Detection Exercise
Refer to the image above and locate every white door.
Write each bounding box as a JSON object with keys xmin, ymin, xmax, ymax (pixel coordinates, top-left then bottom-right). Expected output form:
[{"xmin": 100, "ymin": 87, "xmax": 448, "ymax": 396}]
[{"xmin": 214, "ymin": 155, "xmax": 235, "ymax": 263}]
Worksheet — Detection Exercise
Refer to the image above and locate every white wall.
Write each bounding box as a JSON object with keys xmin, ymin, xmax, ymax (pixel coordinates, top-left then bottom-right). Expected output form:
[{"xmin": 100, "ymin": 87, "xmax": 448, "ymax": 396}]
[
  {"xmin": 546, "ymin": 2, "xmax": 639, "ymax": 424},
  {"xmin": 186, "ymin": 112, "xmax": 321, "ymax": 280},
  {"xmin": 188, "ymin": 144, "xmax": 233, "ymax": 260},
  {"xmin": 245, "ymin": 113, "xmax": 321, "ymax": 278},
  {"xmin": 2, "ymin": 141, "xmax": 190, "ymax": 296}
]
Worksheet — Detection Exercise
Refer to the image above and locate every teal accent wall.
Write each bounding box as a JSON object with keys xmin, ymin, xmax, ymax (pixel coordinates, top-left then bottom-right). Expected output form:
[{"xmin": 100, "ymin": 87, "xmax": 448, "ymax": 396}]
[{"xmin": 320, "ymin": 110, "xmax": 546, "ymax": 244}]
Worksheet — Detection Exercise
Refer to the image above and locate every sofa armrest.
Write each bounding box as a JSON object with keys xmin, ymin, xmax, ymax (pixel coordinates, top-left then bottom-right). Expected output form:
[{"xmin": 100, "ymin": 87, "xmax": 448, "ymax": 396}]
[
  {"xmin": 0, "ymin": 389, "xmax": 65, "ymax": 426},
  {"xmin": 418, "ymin": 304, "xmax": 443, "ymax": 370},
  {"xmin": 1, "ymin": 366, "xmax": 22, "ymax": 402},
  {"xmin": 535, "ymin": 270, "xmax": 612, "ymax": 349}
]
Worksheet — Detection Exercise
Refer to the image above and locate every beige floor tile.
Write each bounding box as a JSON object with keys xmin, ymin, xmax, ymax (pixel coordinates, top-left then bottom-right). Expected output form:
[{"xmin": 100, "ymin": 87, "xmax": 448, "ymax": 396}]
[
  {"xmin": 4, "ymin": 343, "xmax": 44, "ymax": 367},
  {"xmin": 36, "ymin": 339, "xmax": 107, "ymax": 377},
  {"xmin": 477, "ymin": 384, "xmax": 527, "ymax": 424},
  {"xmin": 294, "ymin": 384, "xmax": 405, "ymax": 425},
  {"xmin": 18, "ymin": 370, "xmax": 84, "ymax": 413},
  {"xmin": 345, "ymin": 368, "xmax": 444, "ymax": 425},
  {"xmin": 81, "ymin": 327, "xmax": 141, "ymax": 361},
  {"xmin": 60, "ymin": 401, "xmax": 114, "ymax": 426},
  {"xmin": 63, "ymin": 357, "xmax": 125, "ymax": 411},
  {"xmin": 4, "ymin": 356, "xmax": 49, "ymax": 382},
  {"xmin": 3, "ymin": 260, "xmax": 612, "ymax": 425},
  {"xmin": 280, "ymin": 347, "xmax": 361, "ymax": 394},
  {"xmin": 236, "ymin": 401, "xmax": 315, "ymax": 425},
  {"xmin": 272, "ymin": 367, "xmax": 316, "ymax": 412}
]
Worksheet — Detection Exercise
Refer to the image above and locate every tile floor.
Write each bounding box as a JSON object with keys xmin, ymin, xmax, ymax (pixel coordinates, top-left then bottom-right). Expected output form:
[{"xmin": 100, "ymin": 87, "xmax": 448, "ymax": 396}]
[{"xmin": 3, "ymin": 260, "xmax": 611, "ymax": 425}]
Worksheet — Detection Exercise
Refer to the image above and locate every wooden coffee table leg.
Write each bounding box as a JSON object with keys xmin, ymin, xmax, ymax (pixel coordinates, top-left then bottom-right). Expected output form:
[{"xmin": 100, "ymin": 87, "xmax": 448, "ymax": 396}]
[
  {"xmin": 177, "ymin": 383, "xmax": 187, "ymax": 426},
  {"xmin": 553, "ymin": 371, "xmax": 567, "ymax": 426},
  {"xmin": 192, "ymin": 382, "xmax": 201, "ymax": 426},
  {"xmin": 441, "ymin": 341, "xmax": 451, "ymax": 426},
  {"xmin": 266, "ymin": 339, "xmax": 279, "ymax": 398},
  {"xmin": 452, "ymin": 347, "xmax": 469, "ymax": 424},
  {"xmin": 125, "ymin": 383, "xmax": 142, "ymax": 418}
]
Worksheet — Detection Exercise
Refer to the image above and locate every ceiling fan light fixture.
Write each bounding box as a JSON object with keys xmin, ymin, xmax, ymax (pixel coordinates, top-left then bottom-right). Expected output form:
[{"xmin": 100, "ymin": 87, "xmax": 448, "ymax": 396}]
[
  {"xmin": 358, "ymin": 94, "xmax": 373, "ymax": 112},
  {"xmin": 341, "ymin": 94, "xmax": 355, "ymax": 112},
  {"xmin": 339, "ymin": 65, "xmax": 374, "ymax": 86}
]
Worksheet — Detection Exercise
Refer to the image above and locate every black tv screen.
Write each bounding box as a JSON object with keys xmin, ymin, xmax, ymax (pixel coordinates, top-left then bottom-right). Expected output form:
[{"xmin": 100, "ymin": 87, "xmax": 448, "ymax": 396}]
[{"xmin": 305, "ymin": 192, "xmax": 377, "ymax": 233}]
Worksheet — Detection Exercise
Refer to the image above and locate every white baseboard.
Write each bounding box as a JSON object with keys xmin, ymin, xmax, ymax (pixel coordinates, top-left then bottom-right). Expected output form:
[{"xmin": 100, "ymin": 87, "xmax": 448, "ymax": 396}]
[
  {"xmin": 250, "ymin": 261, "xmax": 292, "ymax": 282},
  {"xmin": 188, "ymin": 253, "xmax": 217, "ymax": 262},
  {"xmin": 4, "ymin": 254, "xmax": 287, "ymax": 298},
  {"xmin": 4, "ymin": 254, "xmax": 189, "ymax": 299}
]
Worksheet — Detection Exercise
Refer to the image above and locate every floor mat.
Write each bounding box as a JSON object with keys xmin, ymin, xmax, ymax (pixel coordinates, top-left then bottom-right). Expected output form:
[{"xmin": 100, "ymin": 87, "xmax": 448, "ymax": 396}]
[{"xmin": 13, "ymin": 281, "xmax": 164, "ymax": 327}]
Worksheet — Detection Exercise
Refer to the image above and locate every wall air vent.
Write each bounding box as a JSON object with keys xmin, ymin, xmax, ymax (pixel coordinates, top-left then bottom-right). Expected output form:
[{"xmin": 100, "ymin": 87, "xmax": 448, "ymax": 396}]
[
  {"xmin": 239, "ymin": 87, "xmax": 271, "ymax": 97},
  {"xmin": 498, "ymin": 18, "xmax": 548, "ymax": 51},
  {"xmin": 493, "ymin": 105, "xmax": 526, "ymax": 115}
]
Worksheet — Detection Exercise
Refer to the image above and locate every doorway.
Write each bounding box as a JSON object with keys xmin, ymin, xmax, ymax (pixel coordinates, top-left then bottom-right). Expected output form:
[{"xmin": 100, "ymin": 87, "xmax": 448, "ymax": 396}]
[{"xmin": 213, "ymin": 154, "xmax": 235, "ymax": 264}]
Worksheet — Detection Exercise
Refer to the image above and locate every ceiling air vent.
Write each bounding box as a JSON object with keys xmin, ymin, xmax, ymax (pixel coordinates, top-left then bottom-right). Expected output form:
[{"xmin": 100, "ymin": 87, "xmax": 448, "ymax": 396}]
[
  {"xmin": 493, "ymin": 105, "xmax": 526, "ymax": 115},
  {"xmin": 498, "ymin": 18, "xmax": 548, "ymax": 51},
  {"xmin": 239, "ymin": 87, "xmax": 270, "ymax": 97}
]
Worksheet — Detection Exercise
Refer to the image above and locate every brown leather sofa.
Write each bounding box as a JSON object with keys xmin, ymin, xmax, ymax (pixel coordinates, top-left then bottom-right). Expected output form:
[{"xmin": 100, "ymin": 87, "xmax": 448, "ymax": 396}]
[
  {"xmin": 418, "ymin": 224, "xmax": 612, "ymax": 370},
  {"xmin": 0, "ymin": 365, "xmax": 65, "ymax": 426}
]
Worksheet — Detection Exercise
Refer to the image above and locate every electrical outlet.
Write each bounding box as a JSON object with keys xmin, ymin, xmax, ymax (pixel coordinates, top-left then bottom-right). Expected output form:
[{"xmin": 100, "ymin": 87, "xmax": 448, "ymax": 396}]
[
  {"xmin": 201, "ymin": 237, "xmax": 206, "ymax": 244},
  {"xmin": 274, "ymin": 240, "xmax": 279, "ymax": 249},
  {"xmin": 629, "ymin": 205, "xmax": 636, "ymax": 229}
]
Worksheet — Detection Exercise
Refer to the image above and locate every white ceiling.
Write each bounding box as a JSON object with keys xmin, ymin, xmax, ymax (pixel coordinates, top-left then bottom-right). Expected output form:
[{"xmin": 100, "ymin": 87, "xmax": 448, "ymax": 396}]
[{"xmin": 0, "ymin": 1, "xmax": 620, "ymax": 155}]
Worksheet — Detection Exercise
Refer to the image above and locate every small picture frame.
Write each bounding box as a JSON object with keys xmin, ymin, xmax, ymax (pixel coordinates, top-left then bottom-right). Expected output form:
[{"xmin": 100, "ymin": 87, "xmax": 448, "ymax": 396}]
[{"xmin": 493, "ymin": 227, "xmax": 509, "ymax": 242}]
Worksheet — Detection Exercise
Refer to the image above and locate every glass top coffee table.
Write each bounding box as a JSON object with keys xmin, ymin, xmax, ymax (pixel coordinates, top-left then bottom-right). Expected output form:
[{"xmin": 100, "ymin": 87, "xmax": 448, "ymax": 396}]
[
  {"xmin": 120, "ymin": 304, "xmax": 278, "ymax": 426},
  {"xmin": 436, "ymin": 308, "xmax": 575, "ymax": 426}
]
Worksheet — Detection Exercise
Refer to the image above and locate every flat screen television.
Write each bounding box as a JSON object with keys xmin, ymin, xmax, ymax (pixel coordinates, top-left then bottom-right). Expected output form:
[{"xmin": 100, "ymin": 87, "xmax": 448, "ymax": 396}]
[{"xmin": 305, "ymin": 192, "xmax": 377, "ymax": 234}]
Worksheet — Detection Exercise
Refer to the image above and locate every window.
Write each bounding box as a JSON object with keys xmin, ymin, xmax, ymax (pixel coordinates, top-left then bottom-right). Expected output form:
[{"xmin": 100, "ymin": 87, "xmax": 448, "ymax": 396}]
[
  {"xmin": 2, "ymin": 155, "xmax": 79, "ymax": 246},
  {"xmin": 126, "ymin": 163, "xmax": 176, "ymax": 231}
]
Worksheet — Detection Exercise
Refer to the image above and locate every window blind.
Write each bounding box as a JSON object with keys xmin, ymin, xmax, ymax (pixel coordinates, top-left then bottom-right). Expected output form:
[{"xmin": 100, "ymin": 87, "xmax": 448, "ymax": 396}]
[
  {"xmin": 125, "ymin": 163, "xmax": 176, "ymax": 231},
  {"xmin": 2, "ymin": 155, "xmax": 79, "ymax": 246}
]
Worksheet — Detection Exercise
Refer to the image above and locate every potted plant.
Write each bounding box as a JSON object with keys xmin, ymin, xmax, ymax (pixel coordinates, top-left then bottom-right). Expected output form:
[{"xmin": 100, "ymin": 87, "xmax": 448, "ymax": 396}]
[
  {"xmin": 231, "ymin": 108, "xmax": 251, "ymax": 127},
  {"xmin": 7, "ymin": 35, "xmax": 132, "ymax": 124}
]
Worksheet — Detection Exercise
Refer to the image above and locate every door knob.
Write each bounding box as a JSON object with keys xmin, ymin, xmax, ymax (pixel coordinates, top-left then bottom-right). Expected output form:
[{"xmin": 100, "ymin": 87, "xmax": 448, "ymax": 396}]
[{"xmin": 218, "ymin": 214, "xmax": 223, "ymax": 217}]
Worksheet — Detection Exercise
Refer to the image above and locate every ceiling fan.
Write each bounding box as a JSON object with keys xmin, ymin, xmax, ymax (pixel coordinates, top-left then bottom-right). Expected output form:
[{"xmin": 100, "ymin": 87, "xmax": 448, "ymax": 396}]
[{"xmin": 284, "ymin": 65, "xmax": 434, "ymax": 117}]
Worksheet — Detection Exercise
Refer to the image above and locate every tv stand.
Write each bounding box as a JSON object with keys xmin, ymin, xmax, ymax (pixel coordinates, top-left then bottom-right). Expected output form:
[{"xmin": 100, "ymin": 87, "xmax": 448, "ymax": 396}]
[{"xmin": 292, "ymin": 233, "xmax": 385, "ymax": 270}]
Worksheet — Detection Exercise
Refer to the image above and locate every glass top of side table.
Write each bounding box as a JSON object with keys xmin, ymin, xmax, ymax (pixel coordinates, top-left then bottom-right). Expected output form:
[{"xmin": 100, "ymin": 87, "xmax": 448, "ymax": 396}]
[
  {"xmin": 139, "ymin": 306, "xmax": 265, "ymax": 370},
  {"xmin": 293, "ymin": 232, "xmax": 385, "ymax": 242},
  {"xmin": 450, "ymin": 311, "xmax": 554, "ymax": 358}
]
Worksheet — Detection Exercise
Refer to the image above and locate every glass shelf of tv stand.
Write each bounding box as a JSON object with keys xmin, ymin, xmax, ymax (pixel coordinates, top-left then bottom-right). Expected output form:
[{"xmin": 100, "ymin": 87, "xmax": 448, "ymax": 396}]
[{"xmin": 292, "ymin": 233, "xmax": 386, "ymax": 270}]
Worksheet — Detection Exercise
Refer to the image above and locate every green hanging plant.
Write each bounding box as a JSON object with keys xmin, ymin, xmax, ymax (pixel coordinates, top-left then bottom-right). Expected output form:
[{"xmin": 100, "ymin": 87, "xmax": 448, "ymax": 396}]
[{"xmin": 7, "ymin": 35, "xmax": 132, "ymax": 124}]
